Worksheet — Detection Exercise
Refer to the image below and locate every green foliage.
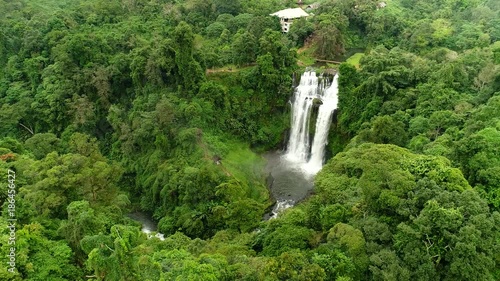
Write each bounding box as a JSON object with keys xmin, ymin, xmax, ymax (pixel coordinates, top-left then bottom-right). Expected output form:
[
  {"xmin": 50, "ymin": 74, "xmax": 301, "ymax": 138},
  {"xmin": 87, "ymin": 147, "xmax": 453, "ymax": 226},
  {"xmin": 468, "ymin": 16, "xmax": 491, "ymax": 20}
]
[
  {"xmin": 259, "ymin": 224, "xmax": 314, "ymax": 256},
  {"xmin": 59, "ymin": 201, "xmax": 106, "ymax": 253},
  {"xmin": 314, "ymin": 12, "xmax": 348, "ymax": 59},
  {"xmin": 345, "ymin": 53, "xmax": 364, "ymax": 69},
  {"xmin": 287, "ymin": 18, "xmax": 314, "ymax": 48},
  {"xmin": 358, "ymin": 115, "xmax": 408, "ymax": 146},
  {"xmin": 2, "ymin": 0, "xmax": 500, "ymax": 279},
  {"xmin": 0, "ymin": 219, "xmax": 82, "ymax": 280},
  {"xmin": 231, "ymin": 31, "xmax": 258, "ymax": 66},
  {"xmin": 24, "ymin": 133, "xmax": 61, "ymax": 159},
  {"xmin": 369, "ymin": 249, "xmax": 410, "ymax": 281},
  {"xmin": 395, "ymin": 191, "xmax": 499, "ymax": 280},
  {"xmin": 312, "ymin": 143, "xmax": 498, "ymax": 279},
  {"xmin": 174, "ymin": 21, "xmax": 205, "ymax": 93},
  {"xmin": 264, "ymin": 250, "xmax": 327, "ymax": 280},
  {"xmin": 312, "ymin": 244, "xmax": 356, "ymax": 280},
  {"xmin": 83, "ymin": 225, "xmax": 143, "ymax": 280}
]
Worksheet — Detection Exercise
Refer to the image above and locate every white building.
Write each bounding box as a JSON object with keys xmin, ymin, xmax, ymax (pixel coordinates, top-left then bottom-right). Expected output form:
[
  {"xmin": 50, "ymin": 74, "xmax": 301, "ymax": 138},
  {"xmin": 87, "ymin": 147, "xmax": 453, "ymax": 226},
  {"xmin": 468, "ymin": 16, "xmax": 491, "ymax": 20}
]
[
  {"xmin": 270, "ymin": 8, "xmax": 309, "ymax": 33},
  {"xmin": 306, "ymin": 3, "xmax": 321, "ymax": 11}
]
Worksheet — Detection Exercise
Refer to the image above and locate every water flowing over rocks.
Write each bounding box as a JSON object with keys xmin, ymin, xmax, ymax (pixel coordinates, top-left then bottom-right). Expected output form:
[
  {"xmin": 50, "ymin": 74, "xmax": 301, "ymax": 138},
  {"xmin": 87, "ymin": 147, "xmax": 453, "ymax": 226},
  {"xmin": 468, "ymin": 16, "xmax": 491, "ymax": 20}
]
[{"xmin": 266, "ymin": 71, "xmax": 339, "ymax": 218}]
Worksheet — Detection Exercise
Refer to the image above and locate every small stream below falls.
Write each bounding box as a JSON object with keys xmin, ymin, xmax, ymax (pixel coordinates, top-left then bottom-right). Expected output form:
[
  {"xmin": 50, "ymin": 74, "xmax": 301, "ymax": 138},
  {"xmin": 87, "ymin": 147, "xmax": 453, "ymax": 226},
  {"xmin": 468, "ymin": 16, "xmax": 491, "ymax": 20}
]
[{"xmin": 128, "ymin": 212, "xmax": 165, "ymax": 240}]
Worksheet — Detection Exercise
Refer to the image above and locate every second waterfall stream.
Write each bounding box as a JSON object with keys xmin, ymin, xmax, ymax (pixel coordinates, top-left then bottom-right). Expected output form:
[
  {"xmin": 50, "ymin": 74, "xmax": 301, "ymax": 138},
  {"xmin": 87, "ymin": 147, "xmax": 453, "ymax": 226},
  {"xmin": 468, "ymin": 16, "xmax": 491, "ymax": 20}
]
[{"xmin": 285, "ymin": 70, "xmax": 339, "ymax": 175}]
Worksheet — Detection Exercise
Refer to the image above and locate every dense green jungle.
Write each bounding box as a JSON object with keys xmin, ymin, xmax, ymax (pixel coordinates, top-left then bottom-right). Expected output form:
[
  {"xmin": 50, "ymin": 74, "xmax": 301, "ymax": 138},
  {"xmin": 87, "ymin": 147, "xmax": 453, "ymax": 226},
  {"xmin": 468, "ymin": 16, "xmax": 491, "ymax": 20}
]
[{"xmin": 1, "ymin": 0, "xmax": 500, "ymax": 280}]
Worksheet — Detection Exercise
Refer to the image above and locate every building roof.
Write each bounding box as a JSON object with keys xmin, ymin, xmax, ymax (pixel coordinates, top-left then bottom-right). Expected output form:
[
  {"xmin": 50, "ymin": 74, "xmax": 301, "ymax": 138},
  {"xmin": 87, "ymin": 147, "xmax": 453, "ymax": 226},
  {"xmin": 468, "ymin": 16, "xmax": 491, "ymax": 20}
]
[
  {"xmin": 306, "ymin": 3, "xmax": 320, "ymax": 9},
  {"xmin": 377, "ymin": 2, "xmax": 387, "ymax": 8},
  {"xmin": 270, "ymin": 8, "xmax": 309, "ymax": 19}
]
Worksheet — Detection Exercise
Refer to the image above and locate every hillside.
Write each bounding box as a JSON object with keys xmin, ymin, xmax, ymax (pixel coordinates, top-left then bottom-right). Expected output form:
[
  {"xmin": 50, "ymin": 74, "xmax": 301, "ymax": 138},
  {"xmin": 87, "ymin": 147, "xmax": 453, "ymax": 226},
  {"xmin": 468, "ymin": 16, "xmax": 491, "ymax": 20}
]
[{"xmin": 0, "ymin": 0, "xmax": 499, "ymax": 280}]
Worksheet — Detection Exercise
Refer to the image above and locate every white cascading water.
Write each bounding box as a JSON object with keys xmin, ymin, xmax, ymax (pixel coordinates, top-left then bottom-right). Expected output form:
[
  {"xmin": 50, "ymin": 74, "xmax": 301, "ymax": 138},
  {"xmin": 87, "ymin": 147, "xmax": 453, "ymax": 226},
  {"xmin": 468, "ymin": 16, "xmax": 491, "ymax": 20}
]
[
  {"xmin": 142, "ymin": 227, "xmax": 165, "ymax": 241},
  {"xmin": 284, "ymin": 71, "xmax": 339, "ymax": 175},
  {"xmin": 271, "ymin": 71, "xmax": 338, "ymax": 219},
  {"xmin": 285, "ymin": 71, "xmax": 318, "ymax": 163},
  {"xmin": 305, "ymin": 74, "xmax": 339, "ymax": 174},
  {"xmin": 270, "ymin": 199, "xmax": 294, "ymax": 219}
]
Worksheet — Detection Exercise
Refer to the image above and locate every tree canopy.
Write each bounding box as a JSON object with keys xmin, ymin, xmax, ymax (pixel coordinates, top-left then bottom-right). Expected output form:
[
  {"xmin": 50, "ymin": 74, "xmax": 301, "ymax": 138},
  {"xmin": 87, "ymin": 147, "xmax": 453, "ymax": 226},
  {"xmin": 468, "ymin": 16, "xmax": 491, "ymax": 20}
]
[{"xmin": 1, "ymin": 0, "xmax": 499, "ymax": 279}]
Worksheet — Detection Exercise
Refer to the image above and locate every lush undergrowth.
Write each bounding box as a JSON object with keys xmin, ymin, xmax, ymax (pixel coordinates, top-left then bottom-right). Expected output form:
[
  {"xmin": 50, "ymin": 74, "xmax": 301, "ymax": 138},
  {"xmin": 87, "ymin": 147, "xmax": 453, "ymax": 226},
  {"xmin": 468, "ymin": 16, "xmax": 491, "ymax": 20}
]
[
  {"xmin": 1, "ymin": 0, "xmax": 499, "ymax": 280},
  {"xmin": 345, "ymin": 53, "xmax": 364, "ymax": 69}
]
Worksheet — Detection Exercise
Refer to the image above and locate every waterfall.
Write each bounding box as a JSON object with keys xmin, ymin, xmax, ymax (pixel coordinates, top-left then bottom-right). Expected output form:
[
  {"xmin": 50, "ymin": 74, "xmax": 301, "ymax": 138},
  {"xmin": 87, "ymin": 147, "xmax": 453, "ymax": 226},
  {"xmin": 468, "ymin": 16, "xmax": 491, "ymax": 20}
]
[
  {"xmin": 306, "ymin": 74, "xmax": 339, "ymax": 174},
  {"xmin": 268, "ymin": 71, "xmax": 338, "ymax": 219},
  {"xmin": 284, "ymin": 71, "xmax": 339, "ymax": 175},
  {"xmin": 285, "ymin": 71, "xmax": 318, "ymax": 162}
]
